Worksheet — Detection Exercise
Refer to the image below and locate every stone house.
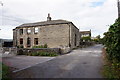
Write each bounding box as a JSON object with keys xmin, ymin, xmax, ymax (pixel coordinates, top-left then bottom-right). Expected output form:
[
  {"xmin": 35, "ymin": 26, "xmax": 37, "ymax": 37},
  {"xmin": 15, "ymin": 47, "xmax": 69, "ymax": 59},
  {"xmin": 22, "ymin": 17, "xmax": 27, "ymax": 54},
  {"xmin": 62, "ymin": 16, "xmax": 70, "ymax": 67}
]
[
  {"xmin": 13, "ymin": 14, "xmax": 80, "ymax": 53},
  {"xmin": 80, "ymin": 30, "xmax": 91, "ymax": 38},
  {"xmin": 80, "ymin": 30, "xmax": 91, "ymax": 44}
]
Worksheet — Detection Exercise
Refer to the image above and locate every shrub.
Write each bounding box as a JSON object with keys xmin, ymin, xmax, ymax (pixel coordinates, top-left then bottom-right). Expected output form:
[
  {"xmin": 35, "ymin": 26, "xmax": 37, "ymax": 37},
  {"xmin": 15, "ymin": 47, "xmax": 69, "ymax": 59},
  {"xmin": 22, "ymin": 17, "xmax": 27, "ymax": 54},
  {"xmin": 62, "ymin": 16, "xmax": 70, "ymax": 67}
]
[
  {"xmin": 102, "ymin": 18, "xmax": 120, "ymax": 78},
  {"xmin": 44, "ymin": 44, "xmax": 48, "ymax": 48},
  {"xmin": 103, "ymin": 18, "xmax": 120, "ymax": 62},
  {"xmin": 17, "ymin": 45, "xmax": 24, "ymax": 48},
  {"xmin": 17, "ymin": 49, "xmax": 24, "ymax": 55},
  {"xmin": 30, "ymin": 52, "xmax": 58, "ymax": 57},
  {"xmin": 33, "ymin": 44, "xmax": 48, "ymax": 48},
  {"xmin": 81, "ymin": 36, "xmax": 91, "ymax": 42}
]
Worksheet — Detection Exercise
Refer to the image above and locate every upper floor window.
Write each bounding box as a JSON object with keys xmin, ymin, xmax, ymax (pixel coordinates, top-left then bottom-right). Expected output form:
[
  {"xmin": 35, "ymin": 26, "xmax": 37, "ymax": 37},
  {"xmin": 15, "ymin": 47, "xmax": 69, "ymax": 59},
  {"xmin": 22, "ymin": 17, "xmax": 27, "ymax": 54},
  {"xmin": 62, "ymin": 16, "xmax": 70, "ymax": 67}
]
[
  {"xmin": 20, "ymin": 29, "xmax": 23, "ymax": 35},
  {"xmin": 34, "ymin": 27, "xmax": 39, "ymax": 34},
  {"xmin": 27, "ymin": 28, "xmax": 31, "ymax": 34}
]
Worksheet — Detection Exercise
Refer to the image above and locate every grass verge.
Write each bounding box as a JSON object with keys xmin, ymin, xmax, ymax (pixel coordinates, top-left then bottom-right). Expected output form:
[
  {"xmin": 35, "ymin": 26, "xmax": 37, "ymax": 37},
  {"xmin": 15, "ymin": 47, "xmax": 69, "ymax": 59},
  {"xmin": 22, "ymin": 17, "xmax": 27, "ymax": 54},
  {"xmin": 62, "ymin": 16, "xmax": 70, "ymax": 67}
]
[
  {"xmin": 102, "ymin": 48, "xmax": 120, "ymax": 79},
  {"xmin": 2, "ymin": 63, "xmax": 9, "ymax": 79}
]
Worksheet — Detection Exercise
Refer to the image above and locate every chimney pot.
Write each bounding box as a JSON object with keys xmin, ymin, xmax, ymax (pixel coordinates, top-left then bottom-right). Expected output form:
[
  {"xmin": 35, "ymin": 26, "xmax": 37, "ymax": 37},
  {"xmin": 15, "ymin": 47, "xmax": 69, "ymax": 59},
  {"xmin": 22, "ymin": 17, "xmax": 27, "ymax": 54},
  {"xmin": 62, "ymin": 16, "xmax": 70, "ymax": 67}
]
[{"xmin": 47, "ymin": 13, "xmax": 52, "ymax": 21}]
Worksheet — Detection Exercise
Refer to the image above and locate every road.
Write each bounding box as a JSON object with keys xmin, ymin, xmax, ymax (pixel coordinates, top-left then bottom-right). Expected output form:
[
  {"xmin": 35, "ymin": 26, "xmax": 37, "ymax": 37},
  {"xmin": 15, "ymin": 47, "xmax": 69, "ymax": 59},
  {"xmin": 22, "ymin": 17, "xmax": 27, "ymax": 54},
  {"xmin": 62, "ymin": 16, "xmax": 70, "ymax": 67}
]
[{"xmin": 13, "ymin": 44, "xmax": 103, "ymax": 78}]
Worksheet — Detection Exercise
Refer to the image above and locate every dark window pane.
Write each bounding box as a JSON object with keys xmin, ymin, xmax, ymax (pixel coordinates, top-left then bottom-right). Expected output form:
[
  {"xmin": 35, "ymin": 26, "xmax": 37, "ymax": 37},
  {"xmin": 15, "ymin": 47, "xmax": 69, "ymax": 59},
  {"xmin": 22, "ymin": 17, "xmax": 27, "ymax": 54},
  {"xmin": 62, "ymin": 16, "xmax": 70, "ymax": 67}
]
[
  {"xmin": 20, "ymin": 29, "xmax": 23, "ymax": 35},
  {"xmin": 20, "ymin": 38, "xmax": 23, "ymax": 44},
  {"xmin": 27, "ymin": 37, "xmax": 31, "ymax": 47},
  {"xmin": 34, "ymin": 38, "xmax": 38, "ymax": 45}
]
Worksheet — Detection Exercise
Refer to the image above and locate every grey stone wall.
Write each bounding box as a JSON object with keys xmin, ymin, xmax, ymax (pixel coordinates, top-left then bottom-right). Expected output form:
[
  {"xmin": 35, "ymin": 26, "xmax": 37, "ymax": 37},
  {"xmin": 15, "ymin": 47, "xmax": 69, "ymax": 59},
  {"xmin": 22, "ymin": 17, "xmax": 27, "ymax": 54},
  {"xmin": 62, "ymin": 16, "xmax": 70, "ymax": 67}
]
[
  {"xmin": 13, "ymin": 29, "xmax": 17, "ymax": 47},
  {"xmin": 16, "ymin": 24, "xmax": 70, "ymax": 49},
  {"xmin": 14, "ymin": 22, "xmax": 80, "ymax": 53},
  {"xmin": 17, "ymin": 48, "xmax": 61, "ymax": 55},
  {"xmin": 69, "ymin": 23, "xmax": 80, "ymax": 49}
]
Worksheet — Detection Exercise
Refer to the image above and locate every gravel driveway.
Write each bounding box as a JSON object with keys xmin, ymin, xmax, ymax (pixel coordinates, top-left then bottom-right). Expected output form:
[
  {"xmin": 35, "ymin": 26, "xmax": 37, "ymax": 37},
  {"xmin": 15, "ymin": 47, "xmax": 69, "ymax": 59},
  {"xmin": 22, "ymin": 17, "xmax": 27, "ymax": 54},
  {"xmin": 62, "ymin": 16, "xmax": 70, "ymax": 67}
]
[{"xmin": 13, "ymin": 44, "xmax": 103, "ymax": 78}]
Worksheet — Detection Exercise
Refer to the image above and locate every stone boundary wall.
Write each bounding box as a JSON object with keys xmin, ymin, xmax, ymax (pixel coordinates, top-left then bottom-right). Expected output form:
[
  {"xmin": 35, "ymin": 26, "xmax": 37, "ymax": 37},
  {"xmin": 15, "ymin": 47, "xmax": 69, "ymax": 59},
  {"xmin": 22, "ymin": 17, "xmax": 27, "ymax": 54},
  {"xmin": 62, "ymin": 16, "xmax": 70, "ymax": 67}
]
[
  {"xmin": 79, "ymin": 42, "xmax": 95, "ymax": 48},
  {"xmin": 17, "ymin": 48, "xmax": 61, "ymax": 55},
  {"xmin": 1, "ymin": 47, "xmax": 17, "ymax": 54}
]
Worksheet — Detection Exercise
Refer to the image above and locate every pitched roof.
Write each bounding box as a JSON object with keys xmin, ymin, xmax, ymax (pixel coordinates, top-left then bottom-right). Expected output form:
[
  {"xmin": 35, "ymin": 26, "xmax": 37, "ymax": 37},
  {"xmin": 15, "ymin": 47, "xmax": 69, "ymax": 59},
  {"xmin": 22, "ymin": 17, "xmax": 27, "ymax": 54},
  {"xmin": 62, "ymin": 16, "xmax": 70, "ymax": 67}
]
[{"xmin": 16, "ymin": 20, "xmax": 71, "ymax": 28}]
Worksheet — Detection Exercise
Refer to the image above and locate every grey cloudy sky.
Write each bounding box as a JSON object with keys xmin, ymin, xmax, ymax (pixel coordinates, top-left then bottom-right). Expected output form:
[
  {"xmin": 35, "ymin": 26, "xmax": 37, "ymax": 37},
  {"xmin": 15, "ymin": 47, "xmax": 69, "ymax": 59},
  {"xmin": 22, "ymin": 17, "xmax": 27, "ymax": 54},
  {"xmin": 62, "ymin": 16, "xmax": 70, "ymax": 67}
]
[{"xmin": 0, "ymin": 0, "xmax": 118, "ymax": 39}]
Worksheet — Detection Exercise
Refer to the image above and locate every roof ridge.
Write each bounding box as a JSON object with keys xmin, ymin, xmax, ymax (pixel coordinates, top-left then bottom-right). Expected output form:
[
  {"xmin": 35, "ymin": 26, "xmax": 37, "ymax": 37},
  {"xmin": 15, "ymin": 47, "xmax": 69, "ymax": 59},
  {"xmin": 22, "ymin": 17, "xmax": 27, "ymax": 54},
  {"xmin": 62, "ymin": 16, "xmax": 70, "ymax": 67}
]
[{"xmin": 17, "ymin": 19, "xmax": 71, "ymax": 28}]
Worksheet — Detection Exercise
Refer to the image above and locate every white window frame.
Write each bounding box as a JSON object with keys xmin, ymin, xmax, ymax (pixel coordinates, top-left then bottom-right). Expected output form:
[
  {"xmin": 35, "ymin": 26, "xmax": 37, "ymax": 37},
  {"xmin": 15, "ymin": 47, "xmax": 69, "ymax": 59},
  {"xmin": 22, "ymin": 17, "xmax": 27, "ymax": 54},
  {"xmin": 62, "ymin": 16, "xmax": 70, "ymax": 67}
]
[
  {"xmin": 27, "ymin": 28, "xmax": 31, "ymax": 34},
  {"xmin": 34, "ymin": 27, "xmax": 39, "ymax": 34}
]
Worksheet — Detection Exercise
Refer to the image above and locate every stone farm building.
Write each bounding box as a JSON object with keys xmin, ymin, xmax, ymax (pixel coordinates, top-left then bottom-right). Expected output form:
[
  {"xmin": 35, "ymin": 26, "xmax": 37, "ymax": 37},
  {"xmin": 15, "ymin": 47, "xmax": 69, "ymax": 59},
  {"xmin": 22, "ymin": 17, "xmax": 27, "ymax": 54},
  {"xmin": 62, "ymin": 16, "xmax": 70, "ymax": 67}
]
[
  {"xmin": 80, "ymin": 30, "xmax": 91, "ymax": 38},
  {"xmin": 13, "ymin": 14, "xmax": 80, "ymax": 52}
]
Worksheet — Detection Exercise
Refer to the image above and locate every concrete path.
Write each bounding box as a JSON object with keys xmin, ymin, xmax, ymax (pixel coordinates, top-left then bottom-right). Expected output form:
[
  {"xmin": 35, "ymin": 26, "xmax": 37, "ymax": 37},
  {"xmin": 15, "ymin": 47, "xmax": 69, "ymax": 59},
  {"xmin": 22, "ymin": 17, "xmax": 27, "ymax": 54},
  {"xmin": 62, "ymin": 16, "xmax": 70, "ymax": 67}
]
[{"xmin": 13, "ymin": 44, "xmax": 104, "ymax": 78}]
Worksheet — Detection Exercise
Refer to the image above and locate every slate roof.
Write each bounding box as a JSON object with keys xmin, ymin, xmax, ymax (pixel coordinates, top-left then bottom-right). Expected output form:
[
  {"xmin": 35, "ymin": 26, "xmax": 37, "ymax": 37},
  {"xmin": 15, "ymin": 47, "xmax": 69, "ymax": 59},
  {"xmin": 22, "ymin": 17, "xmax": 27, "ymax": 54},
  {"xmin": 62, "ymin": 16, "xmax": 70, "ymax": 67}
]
[{"xmin": 16, "ymin": 20, "xmax": 71, "ymax": 28}]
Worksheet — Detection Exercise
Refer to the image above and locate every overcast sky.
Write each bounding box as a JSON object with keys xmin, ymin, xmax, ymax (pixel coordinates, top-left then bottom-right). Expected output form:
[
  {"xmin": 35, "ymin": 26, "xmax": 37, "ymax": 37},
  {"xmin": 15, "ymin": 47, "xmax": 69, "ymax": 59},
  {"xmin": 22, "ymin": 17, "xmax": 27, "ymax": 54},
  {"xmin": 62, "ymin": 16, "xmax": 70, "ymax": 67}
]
[{"xmin": 0, "ymin": 0, "xmax": 118, "ymax": 39}]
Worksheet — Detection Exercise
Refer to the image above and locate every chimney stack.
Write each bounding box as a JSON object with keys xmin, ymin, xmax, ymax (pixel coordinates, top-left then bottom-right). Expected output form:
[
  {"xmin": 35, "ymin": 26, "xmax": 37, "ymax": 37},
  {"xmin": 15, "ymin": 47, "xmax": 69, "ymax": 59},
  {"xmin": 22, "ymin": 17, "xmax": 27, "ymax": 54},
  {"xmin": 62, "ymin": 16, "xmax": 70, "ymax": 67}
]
[{"xmin": 47, "ymin": 13, "xmax": 52, "ymax": 21}]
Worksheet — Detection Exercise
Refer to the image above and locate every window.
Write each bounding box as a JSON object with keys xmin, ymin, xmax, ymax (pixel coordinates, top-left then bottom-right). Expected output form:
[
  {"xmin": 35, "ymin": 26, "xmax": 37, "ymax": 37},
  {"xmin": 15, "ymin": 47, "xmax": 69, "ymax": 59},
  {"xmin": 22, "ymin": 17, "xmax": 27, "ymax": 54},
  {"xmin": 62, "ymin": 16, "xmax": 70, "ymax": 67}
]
[
  {"xmin": 75, "ymin": 34, "xmax": 77, "ymax": 46},
  {"xmin": 20, "ymin": 29, "xmax": 23, "ymax": 35},
  {"xmin": 27, "ymin": 37, "xmax": 31, "ymax": 47},
  {"xmin": 27, "ymin": 37, "xmax": 31, "ymax": 45},
  {"xmin": 34, "ymin": 27, "xmax": 39, "ymax": 34},
  {"xmin": 20, "ymin": 38, "xmax": 23, "ymax": 44},
  {"xmin": 34, "ymin": 38, "xmax": 38, "ymax": 45},
  {"xmin": 27, "ymin": 28, "xmax": 31, "ymax": 34}
]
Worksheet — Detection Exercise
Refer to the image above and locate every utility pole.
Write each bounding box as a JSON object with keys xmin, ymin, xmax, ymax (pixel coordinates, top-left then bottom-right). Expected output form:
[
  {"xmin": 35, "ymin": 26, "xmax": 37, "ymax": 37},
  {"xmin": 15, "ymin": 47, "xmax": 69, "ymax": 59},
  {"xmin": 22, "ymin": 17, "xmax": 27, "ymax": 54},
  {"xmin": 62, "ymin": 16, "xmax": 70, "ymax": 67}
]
[
  {"xmin": 0, "ymin": 1, "xmax": 3, "ymax": 31},
  {"xmin": 118, "ymin": 0, "xmax": 120, "ymax": 17},
  {"xmin": 0, "ymin": 1, "xmax": 3, "ymax": 6}
]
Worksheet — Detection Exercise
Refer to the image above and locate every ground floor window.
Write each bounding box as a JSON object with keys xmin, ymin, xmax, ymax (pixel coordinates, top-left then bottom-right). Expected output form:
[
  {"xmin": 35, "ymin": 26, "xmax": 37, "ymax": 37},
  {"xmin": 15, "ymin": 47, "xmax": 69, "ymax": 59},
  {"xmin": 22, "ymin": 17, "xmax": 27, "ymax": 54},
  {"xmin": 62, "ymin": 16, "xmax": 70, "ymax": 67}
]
[
  {"xmin": 27, "ymin": 37, "xmax": 31, "ymax": 47},
  {"xmin": 20, "ymin": 38, "xmax": 23, "ymax": 44},
  {"xmin": 75, "ymin": 34, "xmax": 77, "ymax": 46},
  {"xmin": 34, "ymin": 38, "xmax": 38, "ymax": 45}
]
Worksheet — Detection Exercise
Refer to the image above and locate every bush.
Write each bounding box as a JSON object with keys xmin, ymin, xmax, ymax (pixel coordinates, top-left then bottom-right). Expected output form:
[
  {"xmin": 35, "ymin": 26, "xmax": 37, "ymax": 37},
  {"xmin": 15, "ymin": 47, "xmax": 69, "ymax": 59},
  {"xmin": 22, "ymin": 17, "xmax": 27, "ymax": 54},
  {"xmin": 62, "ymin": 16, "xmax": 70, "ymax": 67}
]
[
  {"xmin": 103, "ymin": 18, "xmax": 120, "ymax": 62},
  {"xmin": 102, "ymin": 18, "xmax": 120, "ymax": 78},
  {"xmin": 33, "ymin": 44, "xmax": 48, "ymax": 48},
  {"xmin": 17, "ymin": 45, "xmax": 24, "ymax": 48},
  {"xmin": 29, "ymin": 51, "xmax": 58, "ymax": 57},
  {"xmin": 44, "ymin": 44, "xmax": 48, "ymax": 48},
  {"xmin": 81, "ymin": 36, "xmax": 91, "ymax": 42}
]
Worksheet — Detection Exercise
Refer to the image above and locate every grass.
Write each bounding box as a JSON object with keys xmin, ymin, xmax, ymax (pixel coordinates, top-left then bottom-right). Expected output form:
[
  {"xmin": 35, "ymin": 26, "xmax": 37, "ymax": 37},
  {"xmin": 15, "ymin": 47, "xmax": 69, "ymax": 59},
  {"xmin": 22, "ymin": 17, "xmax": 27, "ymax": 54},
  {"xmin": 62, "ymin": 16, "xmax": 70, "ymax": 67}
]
[
  {"xmin": 2, "ymin": 63, "xmax": 9, "ymax": 79},
  {"xmin": 102, "ymin": 60, "xmax": 120, "ymax": 78},
  {"xmin": 102, "ymin": 48, "xmax": 120, "ymax": 79}
]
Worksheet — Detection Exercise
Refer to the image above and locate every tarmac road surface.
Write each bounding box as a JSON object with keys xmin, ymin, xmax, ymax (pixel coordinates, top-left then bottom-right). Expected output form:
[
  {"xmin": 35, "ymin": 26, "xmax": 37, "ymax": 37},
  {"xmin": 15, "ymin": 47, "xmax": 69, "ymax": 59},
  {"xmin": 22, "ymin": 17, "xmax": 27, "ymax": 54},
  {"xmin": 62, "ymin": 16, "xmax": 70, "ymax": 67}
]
[{"xmin": 13, "ymin": 44, "xmax": 103, "ymax": 78}]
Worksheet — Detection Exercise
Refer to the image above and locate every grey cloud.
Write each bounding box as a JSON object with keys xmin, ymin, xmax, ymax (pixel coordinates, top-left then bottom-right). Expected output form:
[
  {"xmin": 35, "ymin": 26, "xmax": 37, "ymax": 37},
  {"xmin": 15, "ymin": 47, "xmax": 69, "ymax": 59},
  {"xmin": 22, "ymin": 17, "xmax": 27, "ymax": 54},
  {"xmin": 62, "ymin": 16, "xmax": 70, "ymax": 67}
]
[{"xmin": 0, "ymin": 0, "xmax": 118, "ymax": 39}]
